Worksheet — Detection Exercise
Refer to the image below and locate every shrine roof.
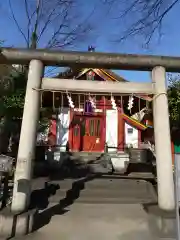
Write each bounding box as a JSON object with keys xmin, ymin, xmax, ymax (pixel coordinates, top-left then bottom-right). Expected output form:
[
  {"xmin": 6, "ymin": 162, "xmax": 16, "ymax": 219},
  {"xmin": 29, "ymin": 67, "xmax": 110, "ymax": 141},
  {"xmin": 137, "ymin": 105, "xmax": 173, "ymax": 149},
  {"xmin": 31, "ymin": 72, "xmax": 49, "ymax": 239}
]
[
  {"xmin": 122, "ymin": 113, "xmax": 147, "ymax": 130},
  {"xmin": 76, "ymin": 68, "xmax": 127, "ymax": 82},
  {"xmin": 76, "ymin": 68, "xmax": 152, "ymax": 101},
  {"xmin": 55, "ymin": 67, "xmax": 152, "ymax": 101}
]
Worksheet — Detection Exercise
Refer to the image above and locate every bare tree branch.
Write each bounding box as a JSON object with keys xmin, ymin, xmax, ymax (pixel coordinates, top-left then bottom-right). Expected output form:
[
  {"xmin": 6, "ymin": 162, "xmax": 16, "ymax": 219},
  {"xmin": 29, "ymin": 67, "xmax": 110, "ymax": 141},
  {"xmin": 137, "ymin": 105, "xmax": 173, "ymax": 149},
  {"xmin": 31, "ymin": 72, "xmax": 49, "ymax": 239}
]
[
  {"xmin": 43, "ymin": 0, "xmax": 95, "ymax": 49},
  {"xmin": 6, "ymin": 0, "xmax": 96, "ymax": 49},
  {"xmin": 4, "ymin": 0, "xmax": 96, "ymax": 76},
  {"xmin": 34, "ymin": 0, "xmax": 41, "ymax": 35},
  {"xmin": 24, "ymin": 0, "xmax": 31, "ymax": 47},
  {"xmin": 37, "ymin": 8, "xmax": 56, "ymax": 41},
  {"xmin": 103, "ymin": 0, "xmax": 179, "ymax": 45},
  {"xmin": 8, "ymin": 0, "xmax": 29, "ymax": 47}
]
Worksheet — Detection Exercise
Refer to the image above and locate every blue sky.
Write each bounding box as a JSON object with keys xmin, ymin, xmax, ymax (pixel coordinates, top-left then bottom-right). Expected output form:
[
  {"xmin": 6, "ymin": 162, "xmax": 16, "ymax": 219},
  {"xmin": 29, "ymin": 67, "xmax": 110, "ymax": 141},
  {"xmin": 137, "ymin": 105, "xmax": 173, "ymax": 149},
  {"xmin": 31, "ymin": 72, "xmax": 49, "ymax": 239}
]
[{"xmin": 0, "ymin": 0, "xmax": 179, "ymax": 82}]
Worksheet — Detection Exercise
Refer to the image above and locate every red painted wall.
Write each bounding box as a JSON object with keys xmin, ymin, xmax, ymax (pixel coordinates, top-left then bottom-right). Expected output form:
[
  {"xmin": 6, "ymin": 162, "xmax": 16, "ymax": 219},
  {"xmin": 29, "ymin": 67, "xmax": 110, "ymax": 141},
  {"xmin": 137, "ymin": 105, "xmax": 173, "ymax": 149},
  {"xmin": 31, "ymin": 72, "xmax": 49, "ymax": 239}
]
[
  {"xmin": 48, "ymin": 119, "xmax": 56, "ymax": 146},
  {"xmin": 118, "ymin": 111, "xmax": 125, "ymax": 151}
]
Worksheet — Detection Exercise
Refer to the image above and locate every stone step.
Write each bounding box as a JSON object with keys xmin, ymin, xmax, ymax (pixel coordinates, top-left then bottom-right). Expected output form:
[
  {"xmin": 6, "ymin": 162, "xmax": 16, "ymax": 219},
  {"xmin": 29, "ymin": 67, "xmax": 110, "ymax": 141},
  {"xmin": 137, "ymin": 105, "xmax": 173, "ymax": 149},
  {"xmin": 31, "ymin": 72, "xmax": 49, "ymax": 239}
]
[
  {"xmin": 74, "ymin": 196, "xmax": 156, "ymax": 204},
  {"xmin": 127, "ymin": 172, "xmax": 155, "ymax": 178},
  {"xmin": 50, "ymin": 183, "xmax": 154, "ymax": 195},
  {"xmin": 77, "ymin": 188, "xmax": 155, "ymax": 199},
  {"xmin": 83, "ymin": 178, "xmax": 148, "ymax": 188},
  {"xmin": 48, "ymin": 189, "xmax": 157, "ymax": 204},
  {"xmin": 31, "ymin": 178, "xmax": 73, "ymax": 191},
  {"xmin": 46, "ymin": 178, "xmax": 157, "ymax": 204},
  {"xmin": 71, "ymin": 151, "xmax": 128, "ymax": 158},
  {"xmin": 109, "ymin": 151, "xmax": 129, "ymax": 156},
  {"xmin": 30, "ymin": 176, "xmax": 157, "ymax": 207},
  {"xmin": 70, "ymin": 153, "xmax": 101, "ymax": 163},
  {"xmin": 48, "ymin": 177, "xmax": 153, "ymax": 189},
  {"xmin": 71, "ymin": 152, "xmax": 102, "ymax": 158},
  {"xmin": 31, "ymin": 177, "xmax": 156, "ymax": 191},
  {"xmin": 72, "ymin": 151, "xmax": 102, "ymax": 155},
  {"xmin": 48, "ymin": 195, "xmax": 156, "ymax": 204}
]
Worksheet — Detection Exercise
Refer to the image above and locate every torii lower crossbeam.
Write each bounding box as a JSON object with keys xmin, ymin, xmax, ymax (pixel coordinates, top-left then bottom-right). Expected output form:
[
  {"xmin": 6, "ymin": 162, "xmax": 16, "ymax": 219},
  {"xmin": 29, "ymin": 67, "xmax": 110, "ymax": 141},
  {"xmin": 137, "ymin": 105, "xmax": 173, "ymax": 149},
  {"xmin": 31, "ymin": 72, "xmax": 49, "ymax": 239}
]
[{"xmin": 41, "ymin": 78, "xmax": 154, "ymax": 94}]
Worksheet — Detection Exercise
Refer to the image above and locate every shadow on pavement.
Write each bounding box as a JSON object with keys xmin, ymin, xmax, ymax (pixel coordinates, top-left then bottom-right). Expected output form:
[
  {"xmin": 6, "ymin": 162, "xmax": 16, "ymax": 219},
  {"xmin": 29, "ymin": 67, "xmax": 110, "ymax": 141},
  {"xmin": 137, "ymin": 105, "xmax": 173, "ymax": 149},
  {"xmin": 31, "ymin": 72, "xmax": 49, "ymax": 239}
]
[
  {"xmin": 30, "ymin": 158, "xmax": 158, "ymax": 234},
  {"xmin": 31, "ymin": 174, "xmax": 98, "ymax": 232},
  {"xmin": 30, "ymin": 183, "xmax": 60, "ymax": 210}
]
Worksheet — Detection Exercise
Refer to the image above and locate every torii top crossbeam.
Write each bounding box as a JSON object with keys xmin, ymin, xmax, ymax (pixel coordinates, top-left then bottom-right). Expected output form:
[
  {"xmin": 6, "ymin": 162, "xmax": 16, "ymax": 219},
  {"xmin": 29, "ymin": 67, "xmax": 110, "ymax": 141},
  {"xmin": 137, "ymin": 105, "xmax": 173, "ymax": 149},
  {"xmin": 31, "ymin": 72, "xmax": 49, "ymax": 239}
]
[{"xmin": 0, "ymin": 47, "xmax": 180, "ymax": 72}]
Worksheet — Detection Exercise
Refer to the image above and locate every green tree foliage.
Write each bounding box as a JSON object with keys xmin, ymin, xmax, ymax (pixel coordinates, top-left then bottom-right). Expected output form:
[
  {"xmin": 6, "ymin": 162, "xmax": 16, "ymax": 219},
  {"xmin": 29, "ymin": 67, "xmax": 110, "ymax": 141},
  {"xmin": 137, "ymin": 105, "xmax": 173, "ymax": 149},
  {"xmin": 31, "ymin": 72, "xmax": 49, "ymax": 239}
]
[
  {"xmin": 168, "ymin": 74, "xmax": 180, "ymax": 126},
  {"xmin": 0, "ymin": 67, "xmax": 26, "ymax": 153},
  {"xmin": 0, "ymin": 70, "xmax": 26, "ymax": 117},
  {"xmin": 0, "ymin": 40, "xmax": 26, "ymax": 117},
  {"xmin": 3, "ymin": 72, "xmax": 26, "ymax": 108}
]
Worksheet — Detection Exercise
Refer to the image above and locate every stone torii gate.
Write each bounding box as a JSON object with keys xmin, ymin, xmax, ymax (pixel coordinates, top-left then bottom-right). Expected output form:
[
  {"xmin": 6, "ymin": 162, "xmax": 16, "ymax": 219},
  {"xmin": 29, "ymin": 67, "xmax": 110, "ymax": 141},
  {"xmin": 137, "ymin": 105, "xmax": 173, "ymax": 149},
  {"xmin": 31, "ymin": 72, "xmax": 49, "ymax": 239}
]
[{"xmin": 0, "ymin": 48, "xmax": 178, "ymax": 235}]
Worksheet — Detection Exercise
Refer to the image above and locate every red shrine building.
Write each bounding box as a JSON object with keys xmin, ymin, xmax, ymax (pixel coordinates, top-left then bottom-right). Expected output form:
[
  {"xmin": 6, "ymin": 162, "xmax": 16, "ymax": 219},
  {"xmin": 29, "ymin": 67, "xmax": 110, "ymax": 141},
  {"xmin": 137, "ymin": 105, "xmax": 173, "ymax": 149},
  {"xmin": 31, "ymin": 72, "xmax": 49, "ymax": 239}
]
[{"xmin": 44, "ymin": 47, "xmax": 153, "ymax": 153}]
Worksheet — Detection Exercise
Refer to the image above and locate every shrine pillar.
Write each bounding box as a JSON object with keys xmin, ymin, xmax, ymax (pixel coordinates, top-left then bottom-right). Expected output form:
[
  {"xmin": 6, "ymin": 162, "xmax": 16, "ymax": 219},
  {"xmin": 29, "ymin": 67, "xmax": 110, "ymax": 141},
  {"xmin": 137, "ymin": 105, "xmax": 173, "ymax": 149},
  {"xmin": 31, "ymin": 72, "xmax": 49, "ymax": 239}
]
[
  {"xmin": 11, "ymin": 60, "xmax": 44, "ymax": 213},
  {"xmin": 152, "ymin": 66, "xmax": 175, "ymax": 210}
]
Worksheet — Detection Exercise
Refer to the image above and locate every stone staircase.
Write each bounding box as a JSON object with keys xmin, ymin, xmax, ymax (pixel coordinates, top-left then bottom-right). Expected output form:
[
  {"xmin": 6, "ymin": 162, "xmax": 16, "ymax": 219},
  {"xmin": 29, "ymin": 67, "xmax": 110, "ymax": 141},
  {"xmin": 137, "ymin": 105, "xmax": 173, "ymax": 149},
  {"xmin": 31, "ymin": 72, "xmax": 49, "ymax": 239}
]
[
  {"xmin": 30, "ymin": 176, "xmax": 157, "ymax": 206},
  {"xmin": 70, "ymin": 151, "xmax": 102, "ymax": 163},
  {"xmin": 70, "ymin": 151, "xmax": 129, "ymax": 171},
  {"xmin": 45, "ymin": 149, "xmax": 155, "ymax": 180}
]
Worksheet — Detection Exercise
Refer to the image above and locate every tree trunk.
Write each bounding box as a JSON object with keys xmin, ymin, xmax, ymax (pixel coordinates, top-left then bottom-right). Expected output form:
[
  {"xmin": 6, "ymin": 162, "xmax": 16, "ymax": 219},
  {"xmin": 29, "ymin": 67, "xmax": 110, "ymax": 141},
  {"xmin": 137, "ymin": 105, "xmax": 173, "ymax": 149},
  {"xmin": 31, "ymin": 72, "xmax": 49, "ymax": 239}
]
[{"xmin": 0, "ymin": 116, "xmax": 12, "ymax": 154}]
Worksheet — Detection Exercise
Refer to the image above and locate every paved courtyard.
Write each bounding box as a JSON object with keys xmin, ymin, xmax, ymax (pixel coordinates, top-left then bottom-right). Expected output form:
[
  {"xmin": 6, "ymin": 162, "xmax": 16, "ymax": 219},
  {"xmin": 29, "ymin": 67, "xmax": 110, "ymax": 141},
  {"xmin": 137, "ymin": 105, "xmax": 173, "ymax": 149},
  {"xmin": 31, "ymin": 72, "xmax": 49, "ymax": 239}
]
[
  {"xmin": 4, "ymin": 176, "xmax": 175, "ymax": 240},
  {"xmin": 13, "ymin": 203, "xmax": 175, "ymax": 240}
]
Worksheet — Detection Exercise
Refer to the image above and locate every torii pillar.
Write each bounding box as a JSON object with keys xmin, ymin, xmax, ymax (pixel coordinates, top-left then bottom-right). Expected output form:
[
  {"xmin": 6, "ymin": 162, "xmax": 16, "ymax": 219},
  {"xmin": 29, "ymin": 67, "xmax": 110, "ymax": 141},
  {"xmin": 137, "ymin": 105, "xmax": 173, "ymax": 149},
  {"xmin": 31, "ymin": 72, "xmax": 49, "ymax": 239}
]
[
  {"xmin": 152, "ymin": 66, "xmax": 175, "ymax": 211},
  {"xmin": 11, "ymin": 60, "xmax": 44, "ymax": 213}
]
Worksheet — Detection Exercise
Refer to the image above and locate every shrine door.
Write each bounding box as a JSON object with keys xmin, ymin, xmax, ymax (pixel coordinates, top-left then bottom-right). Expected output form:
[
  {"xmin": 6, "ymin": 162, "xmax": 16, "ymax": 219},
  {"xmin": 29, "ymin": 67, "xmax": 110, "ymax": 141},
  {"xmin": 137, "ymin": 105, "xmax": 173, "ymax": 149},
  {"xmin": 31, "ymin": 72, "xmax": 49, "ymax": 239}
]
[{"xmin": 70, "ymin": 114, "xmax": 105, "ymax": 152}]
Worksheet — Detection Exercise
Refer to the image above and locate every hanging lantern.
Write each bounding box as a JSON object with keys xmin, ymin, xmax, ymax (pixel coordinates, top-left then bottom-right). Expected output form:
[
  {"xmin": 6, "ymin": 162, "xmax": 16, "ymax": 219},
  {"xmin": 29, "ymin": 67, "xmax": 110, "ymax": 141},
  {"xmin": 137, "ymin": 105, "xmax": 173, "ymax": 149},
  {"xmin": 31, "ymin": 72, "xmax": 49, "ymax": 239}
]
[
  {"xmin": 111, "ymin": 95, "xmax": 117, "ymax": 110},
  {"xmin": 67, "ymin": 94, "xmax": 74, "ymax": 108}
]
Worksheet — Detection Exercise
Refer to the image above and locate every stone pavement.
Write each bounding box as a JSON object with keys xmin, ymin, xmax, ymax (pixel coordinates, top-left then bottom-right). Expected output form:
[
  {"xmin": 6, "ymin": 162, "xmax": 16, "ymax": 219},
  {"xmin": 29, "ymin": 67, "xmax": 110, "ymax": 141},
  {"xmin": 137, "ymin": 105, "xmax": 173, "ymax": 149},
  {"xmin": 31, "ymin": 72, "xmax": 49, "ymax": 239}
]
[
  {"xmin": 12, "ymin": 203, "xmax": 175, "ymax": 240},
  {"xmin": 6, "ymin": 176, "xmax": 175, "ymax": 240}
]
